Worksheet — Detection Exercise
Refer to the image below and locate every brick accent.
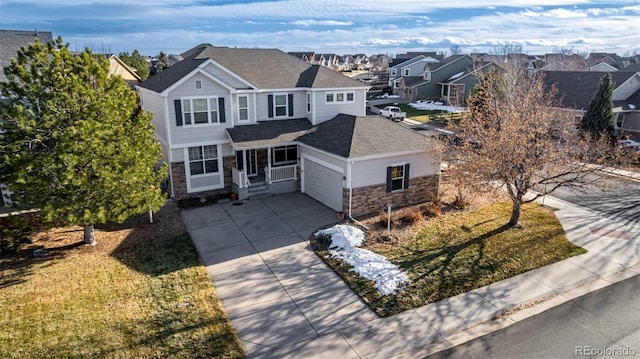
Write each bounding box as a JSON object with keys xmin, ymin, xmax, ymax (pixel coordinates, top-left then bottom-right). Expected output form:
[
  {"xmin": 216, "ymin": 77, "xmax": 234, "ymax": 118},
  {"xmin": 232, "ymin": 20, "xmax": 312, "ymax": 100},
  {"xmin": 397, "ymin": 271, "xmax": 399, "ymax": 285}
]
[
  {"xmin": 170, "ymin": 156, "xmax": 236, "ymax": 200},
  {"xmin": 345, "ymin": 175, "xmax": 439, "ymax": 217}
]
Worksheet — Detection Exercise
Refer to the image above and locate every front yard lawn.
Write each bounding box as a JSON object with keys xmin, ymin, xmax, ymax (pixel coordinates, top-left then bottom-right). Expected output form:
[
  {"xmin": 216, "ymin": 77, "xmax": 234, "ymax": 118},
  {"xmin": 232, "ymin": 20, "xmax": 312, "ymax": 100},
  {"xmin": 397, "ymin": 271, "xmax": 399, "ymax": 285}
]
[
  {"xmin": 315, "ymin": 201, "xmax": 586, "ymax": 317},
  {"xmin": 0, "ymin": 204, "xmax": 245, "ymax": 358}
]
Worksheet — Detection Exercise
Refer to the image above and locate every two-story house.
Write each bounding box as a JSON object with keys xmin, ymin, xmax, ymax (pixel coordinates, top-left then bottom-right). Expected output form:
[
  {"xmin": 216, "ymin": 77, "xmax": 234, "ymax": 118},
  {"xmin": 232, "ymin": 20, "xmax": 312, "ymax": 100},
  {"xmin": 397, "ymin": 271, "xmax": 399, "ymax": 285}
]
[
  {"xmin": 543, "ymin": 71, "xmax": 640, "ymax": 139},
  {"xmin": 137, "ymin": 44, "xmax": 440, "ymax": 216},
  {"xmin": 396, "ymin": 55, "xmax": 477, "ymax": 104},
  {"xmin": 388, "ymin": 54, "xmax": 440, "ymax": 91}
]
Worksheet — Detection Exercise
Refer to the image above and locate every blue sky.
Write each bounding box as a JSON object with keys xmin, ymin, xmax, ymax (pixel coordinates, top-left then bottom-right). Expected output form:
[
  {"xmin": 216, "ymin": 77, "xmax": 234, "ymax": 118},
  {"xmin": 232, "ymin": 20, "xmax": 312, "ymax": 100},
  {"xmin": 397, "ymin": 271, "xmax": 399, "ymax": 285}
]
[{"xmin": 1, "ymin": 0, "xmax": 639, "ymax": 56}]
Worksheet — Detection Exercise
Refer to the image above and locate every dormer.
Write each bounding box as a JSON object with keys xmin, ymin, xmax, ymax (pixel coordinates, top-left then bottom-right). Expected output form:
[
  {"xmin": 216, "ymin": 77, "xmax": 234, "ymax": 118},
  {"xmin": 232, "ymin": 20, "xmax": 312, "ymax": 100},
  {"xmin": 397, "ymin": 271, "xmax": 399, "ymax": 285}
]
[{"xmin": 423, "ymin": 63, "xmax": 431, "ymax": 81}]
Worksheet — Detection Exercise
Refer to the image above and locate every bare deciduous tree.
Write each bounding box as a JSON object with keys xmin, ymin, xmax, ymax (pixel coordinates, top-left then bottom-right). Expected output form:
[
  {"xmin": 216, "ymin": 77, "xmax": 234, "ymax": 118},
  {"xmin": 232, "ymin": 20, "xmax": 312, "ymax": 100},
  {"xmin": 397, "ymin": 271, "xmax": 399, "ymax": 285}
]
[{"xmin": 447, "ymin": 65, "xmax": 626, "ymax": 226}]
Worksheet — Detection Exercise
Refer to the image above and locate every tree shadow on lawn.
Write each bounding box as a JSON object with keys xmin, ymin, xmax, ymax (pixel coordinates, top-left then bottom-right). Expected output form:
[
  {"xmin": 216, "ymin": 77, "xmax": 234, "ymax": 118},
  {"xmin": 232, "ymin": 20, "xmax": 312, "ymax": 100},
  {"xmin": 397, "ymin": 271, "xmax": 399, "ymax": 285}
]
[
  {"xmin": 375, "ymin": 224, "xmax": 513, "ymax": 316},
  {"xmin": 0, "ymin": 201, "xmax": 195, "ymax": 288},
  {"xmin": 108, "ymin": 201, "xmax": 199, "ymax": 277}
]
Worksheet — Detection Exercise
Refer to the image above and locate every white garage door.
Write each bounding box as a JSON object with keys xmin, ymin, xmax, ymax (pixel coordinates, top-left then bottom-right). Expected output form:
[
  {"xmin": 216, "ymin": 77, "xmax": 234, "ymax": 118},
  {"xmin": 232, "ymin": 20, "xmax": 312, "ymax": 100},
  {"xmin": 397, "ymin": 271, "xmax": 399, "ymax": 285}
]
[{"xmin": 303, "ymin": 157, "xmax": 343, "ymax": 211}]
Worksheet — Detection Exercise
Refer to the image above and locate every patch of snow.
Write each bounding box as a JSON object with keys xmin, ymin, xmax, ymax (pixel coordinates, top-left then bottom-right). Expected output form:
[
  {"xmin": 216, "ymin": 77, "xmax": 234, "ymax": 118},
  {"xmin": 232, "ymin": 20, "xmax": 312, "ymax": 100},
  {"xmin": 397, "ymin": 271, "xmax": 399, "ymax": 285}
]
[
  {"xmin": 409, "ymin": 101, "xmax": 466, "ymax": 113},
  {"xmin": 316, "ymin": 224, "xmax": 410, "ymax": 296},
  {"xmin": 629, "ymin": 104, "xmax": 635, "ymax": 109},
  {"xmin": 379, "ymin": 93, "xmax": 400, "ymax": 98},
  {"xmin": 448, "ymin": 71, "xmax": 464, "ymax": 80}
]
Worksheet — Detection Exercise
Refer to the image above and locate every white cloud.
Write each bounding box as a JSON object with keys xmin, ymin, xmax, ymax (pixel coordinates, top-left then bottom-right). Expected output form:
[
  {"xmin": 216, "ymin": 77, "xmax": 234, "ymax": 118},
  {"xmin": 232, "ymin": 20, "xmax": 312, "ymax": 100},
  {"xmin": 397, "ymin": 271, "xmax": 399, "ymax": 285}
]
[{"xmin": 290, "ymin": 20, "xmax": 353, "ymax": 26}]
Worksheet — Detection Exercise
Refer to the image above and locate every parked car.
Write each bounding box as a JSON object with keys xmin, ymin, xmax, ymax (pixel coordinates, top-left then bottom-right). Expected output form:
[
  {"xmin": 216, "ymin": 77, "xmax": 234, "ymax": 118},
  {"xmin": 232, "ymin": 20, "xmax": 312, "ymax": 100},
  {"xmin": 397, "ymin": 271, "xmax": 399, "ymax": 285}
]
[{"xmin": 379, "ymin": 106, "xmax": 406, "ymax": 121}]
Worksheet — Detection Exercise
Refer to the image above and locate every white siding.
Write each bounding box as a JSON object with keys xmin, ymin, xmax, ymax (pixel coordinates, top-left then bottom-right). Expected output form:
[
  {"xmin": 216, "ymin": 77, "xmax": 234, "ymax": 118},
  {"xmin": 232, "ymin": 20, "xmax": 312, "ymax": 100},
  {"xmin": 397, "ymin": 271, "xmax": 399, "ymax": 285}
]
[
  {"xmin": 167, "ymin": 74, "xmax": 233, "ymax": 146},
  {"xmin": 299, "ymin": 146, "xmax": 347, "ymax": 175},
  {"xmin": 350, "ymin": 152, "xmax": 438, "ymax": 188},
  {"xmin": 254, "ymin": 90, "xmax": 307, "ymax": 122},
  {"xmin": 614, "ymin": 74, "xmax": 640, "ymax": 101},
  {"xmin": 201, "ymin": 62, "xmax": 252, "ymax": 89},
  {"xmin": 139, "ymin": 88, "xmax": 167, "ymax": 144},
  {"xmin": 312, "ymin": 89, "xmax": 367, "ymax": 124}
]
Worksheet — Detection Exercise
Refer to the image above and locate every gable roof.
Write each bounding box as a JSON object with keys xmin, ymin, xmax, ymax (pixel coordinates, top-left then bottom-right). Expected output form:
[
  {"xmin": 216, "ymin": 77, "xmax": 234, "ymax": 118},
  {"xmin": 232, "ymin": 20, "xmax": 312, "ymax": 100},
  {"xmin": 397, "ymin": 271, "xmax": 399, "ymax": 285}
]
[
  {"xmin": 227, "ymin": 115, "xmax": 432, "ymax": 159},
  {"xmin": 138, "ymin": 44, "xmax": 364, "ymax": 93},
  {"xmin": 0, "ymin": 29, "xmax": 54, "ymax": 82},
  {"xmin": 543, "ymin": 71, "xmax": 638, "ymax": 109},
  {"xmin": 426, "ymin": 55, "xmax": 468, "ymax": 72}
]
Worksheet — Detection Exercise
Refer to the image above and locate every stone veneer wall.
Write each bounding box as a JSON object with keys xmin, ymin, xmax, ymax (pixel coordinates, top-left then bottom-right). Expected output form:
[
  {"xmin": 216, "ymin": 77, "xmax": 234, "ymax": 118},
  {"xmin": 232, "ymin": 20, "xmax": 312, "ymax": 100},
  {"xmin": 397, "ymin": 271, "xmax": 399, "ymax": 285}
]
[
  {"xmin": 170, "ymin": 156, "xmax": 236, "ymax": 200},
  {"xmin": 344, "ymin": 175, "xmax": 439, "ymax": 217}
]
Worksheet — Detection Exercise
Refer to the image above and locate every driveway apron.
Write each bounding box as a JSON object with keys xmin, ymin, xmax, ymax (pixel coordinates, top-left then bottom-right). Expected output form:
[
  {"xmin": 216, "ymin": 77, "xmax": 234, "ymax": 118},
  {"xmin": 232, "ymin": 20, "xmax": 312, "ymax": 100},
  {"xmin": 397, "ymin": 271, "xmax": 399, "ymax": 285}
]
[{"xmin": 182, "ymin": 193, "xmax": 376, "ymax": 357}]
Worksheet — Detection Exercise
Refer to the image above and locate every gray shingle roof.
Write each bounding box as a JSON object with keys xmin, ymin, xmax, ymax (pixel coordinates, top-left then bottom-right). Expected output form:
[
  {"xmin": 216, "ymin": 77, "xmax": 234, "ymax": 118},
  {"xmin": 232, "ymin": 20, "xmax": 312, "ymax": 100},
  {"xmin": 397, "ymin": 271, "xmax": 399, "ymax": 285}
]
[
  {"xmin": 226, "ymin": 119, "xmax": 313, "ymax": 149},
  {"xmin": 0, "ymin": 29, "xmax": 54, "ymax": 83},
  {"xmin": 226, "ymin": 115, "xmax": 432, "ymax": 159},
  {"xmin": 543, "ymin": 71, "xmax": 639, "ymax": 109},
  {"xmin": 138, "ymin": 44, "xmax": 365, "ymax": 93}
]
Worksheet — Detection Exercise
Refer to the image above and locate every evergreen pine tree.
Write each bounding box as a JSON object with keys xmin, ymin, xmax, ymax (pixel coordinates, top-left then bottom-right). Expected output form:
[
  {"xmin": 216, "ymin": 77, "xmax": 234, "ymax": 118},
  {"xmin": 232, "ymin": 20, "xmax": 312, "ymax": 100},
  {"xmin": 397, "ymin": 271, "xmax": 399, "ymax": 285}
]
[
  {"xmin": 0, "ymin": 37, "xmax": 166, "ymax": 244},
  {"xmin": 119, "ymin": 49, "xmax": 150, "ymax": 79},
  {"xmin": 580, "ymin": 72, "xmax": 614, "ymax": 139}
]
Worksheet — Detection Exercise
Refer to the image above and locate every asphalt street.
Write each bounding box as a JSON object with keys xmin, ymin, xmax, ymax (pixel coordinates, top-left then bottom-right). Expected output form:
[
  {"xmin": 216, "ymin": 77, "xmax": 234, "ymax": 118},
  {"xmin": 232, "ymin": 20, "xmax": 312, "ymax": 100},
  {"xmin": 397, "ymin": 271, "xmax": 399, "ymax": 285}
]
[
  {"xmin": 542, "ymin": 173, "xmax": 640, "ymax": 225},
  {"xmin": 426, "ymin": 274, "xmax": 640, "ymax": 359}
]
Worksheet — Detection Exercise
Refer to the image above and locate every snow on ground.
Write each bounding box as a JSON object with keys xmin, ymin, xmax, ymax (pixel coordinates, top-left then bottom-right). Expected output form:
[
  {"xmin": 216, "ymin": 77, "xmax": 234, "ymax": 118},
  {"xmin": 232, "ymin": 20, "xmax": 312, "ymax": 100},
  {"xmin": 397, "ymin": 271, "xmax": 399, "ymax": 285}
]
[
  {"xmin": 410, "ymin": 100, "xmax": 466, "ymax": 113},
  {"xmin": 378, "ymin": 93, "xmax": 400, "ymax": 98},
  {"xmin": 315, "ymin": 224, "xmax": 410, "ymax": 296}
]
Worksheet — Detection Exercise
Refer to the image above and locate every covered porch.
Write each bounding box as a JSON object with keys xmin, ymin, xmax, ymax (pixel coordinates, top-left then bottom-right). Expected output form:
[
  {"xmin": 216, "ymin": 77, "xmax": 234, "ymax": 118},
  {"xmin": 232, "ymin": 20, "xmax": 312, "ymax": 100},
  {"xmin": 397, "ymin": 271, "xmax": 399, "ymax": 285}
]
[{"xmin": 227, "ymin": 119, "xmax": 313, "ymax": 200}]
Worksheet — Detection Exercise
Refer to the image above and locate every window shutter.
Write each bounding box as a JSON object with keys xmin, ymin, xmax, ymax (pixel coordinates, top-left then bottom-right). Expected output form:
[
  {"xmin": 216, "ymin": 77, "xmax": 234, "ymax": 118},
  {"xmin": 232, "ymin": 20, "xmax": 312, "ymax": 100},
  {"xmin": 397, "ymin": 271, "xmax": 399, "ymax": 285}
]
[
  {"xmin": 218, "ymin": 97, "xmax": 226, "ymax": 123},
  {"xmin": 288, "ymin": 94, "xmax": 294, "ymax": 116},
  {"xmin": 403, "ymin": 163, "xmax": 410, "ymax": 189},
  {"xmin": 386, "ymin": 166, "xmax": 392, "ymax": 193},
  {"xmin": 174, "ymin": 100, "xmax": 183, "ymax": 126},
  {"xmin": 268, "ymin": 95, "xmax": 274, "ymax": 118}
]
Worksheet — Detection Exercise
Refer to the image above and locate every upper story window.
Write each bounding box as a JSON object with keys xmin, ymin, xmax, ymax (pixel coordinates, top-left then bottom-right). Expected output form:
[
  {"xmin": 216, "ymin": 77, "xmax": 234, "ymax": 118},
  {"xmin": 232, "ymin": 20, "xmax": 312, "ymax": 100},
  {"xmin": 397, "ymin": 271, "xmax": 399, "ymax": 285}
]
[
  {"xmin": 268, "ymin": 93, "xmax": 293, "ymax": 118},
  {"xmin": 238, "ymin": 95, "xmax": 249, "ymax": 122},
  {"xmin": 325, "ymin": 91, "xmax": 355, "ymax": 104},
  {"xmin": 403, "ymin": 68, "xmax": 410, "ymax": 76},
  {"xmin": 183, "ymin": 98, "xmax": 218, "ymax": 124},
  {"xmin": 175, "ymin": 97, "xmax": 226, "ymax": 126},
  {"xmin": 275, "ymin": 94, "xmax": 287, "ymax": 116},
  {"xmin": 306, "ymin": 93, "xmax": 311, "ymax": 113},
  {"xmin": 195, "ymin": 80, "xmax": 202, "ymax": 90},
  {"xmin": 390, "ymin": 68, "xmax": 397, "ymax": 77}
]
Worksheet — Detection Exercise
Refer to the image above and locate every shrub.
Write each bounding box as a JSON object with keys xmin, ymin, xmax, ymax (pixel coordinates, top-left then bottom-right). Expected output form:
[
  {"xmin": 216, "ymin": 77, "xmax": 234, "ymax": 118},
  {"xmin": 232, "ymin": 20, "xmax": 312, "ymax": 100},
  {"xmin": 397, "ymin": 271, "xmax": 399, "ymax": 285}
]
[{"xmin": 398, "ymin": 210, "xmax": 423, "ymax": 225}]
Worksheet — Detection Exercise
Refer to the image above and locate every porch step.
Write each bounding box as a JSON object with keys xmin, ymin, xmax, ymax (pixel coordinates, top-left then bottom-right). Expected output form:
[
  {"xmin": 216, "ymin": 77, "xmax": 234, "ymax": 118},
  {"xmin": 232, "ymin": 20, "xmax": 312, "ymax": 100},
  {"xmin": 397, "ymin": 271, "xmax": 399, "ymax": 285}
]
[{"xmin": 248, "ymin": 183, "xmax": 271, "ymax": 200}]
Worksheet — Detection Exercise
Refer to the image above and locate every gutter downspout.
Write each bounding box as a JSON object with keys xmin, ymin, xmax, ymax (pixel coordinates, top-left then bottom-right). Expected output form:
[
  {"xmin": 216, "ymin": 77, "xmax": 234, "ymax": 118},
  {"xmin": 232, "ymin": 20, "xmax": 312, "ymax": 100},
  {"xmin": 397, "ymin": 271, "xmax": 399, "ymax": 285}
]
[{"xmin": 347, "ymin": 159, "xmax": 368, "ymax": 230}]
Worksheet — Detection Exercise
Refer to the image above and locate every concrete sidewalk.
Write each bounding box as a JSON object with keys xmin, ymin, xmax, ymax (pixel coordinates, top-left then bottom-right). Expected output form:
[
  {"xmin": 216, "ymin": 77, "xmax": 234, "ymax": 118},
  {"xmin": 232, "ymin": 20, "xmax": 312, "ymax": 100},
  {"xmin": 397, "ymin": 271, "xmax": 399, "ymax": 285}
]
[{"xmin": 184, "ymin": 193, "xmax": 640, "ymax": 358}]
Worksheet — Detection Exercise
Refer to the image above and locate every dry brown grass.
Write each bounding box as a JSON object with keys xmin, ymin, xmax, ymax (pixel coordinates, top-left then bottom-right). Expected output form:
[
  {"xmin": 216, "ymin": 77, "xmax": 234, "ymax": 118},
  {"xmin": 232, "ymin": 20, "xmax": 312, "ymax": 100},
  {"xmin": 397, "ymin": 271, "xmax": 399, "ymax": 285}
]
[{"xmin": 0, "ymin": 202, "xmax": 245, "ymax": 359}]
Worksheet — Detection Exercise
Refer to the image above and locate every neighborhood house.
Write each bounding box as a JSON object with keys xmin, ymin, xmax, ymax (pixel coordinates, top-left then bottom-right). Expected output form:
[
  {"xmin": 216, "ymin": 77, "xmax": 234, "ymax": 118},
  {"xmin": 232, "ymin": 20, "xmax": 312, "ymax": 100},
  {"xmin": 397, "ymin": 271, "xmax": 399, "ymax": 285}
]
[{"xmin": 137, "ymin": 44, "xmax": 440, "ymax": 216}]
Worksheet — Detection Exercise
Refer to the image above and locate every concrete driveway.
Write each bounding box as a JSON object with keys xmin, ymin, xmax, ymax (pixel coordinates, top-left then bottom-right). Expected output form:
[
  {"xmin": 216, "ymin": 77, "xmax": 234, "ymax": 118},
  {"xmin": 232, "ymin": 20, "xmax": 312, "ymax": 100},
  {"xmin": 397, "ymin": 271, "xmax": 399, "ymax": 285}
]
[{"xmin": 182, "ymin": 193, "xmax": 377, "ymax": 358}]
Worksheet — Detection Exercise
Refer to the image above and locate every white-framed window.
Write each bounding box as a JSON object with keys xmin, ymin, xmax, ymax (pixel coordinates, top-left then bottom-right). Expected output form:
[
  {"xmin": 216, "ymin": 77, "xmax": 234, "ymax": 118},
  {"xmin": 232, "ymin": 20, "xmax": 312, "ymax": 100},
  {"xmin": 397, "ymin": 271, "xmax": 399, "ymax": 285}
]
[
  {"xmin": 181, "ymin": 97, "xmax": 219, "ymax": 125},
  {"xmin": 616, "ymin": 113, "xmax": 625, "ymax": 128},
  {"xmin": 272, "ymin": 145, "xmax": 297, "ymax": 165},
  {"xmin": 325, "ymin": 91, "xmax": 355, "ymax": 104},
  {"xmin": 275, "ymin": 94, "xmax": 287, "ymax": 117},
  {"xmin": 386, "ymin": 163, "xmax": 410, "ymax": 192},
  {"xmin": 195, "ymin": 80, "xmax": 202, "ymax": 90},
  {"xmin": 326, "ymin": 93, "xmax": 334, "ymax": 103},
  {"xmin": 424, "ymin": 71, "xmax": 431, "ymax": 81},
  {"xmin": 306, "ymin": 93, "xmax": 311, "ymax": 113},
  {"xmin": 188, "ymin": 145, "xmax": 219, "ymax": 176},
  {"xmin": 403, "ymin": 68, "xmax": 410, "ymax": 76},
  {"xmin": 238, "ymin": 95, "xmax": 249, "ymax": 122},
  {"xmin": 390, "ymin": 68, "xmax": 397, "ymax": 77}
]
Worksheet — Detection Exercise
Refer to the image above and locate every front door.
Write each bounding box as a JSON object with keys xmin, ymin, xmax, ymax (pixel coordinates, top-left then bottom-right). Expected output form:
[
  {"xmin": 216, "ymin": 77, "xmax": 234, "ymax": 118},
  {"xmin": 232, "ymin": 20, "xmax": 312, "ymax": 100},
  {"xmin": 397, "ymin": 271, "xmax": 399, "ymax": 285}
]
[{"xmin": 236, "ymin": 149, "xmax": 258, "ymax": 177}]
